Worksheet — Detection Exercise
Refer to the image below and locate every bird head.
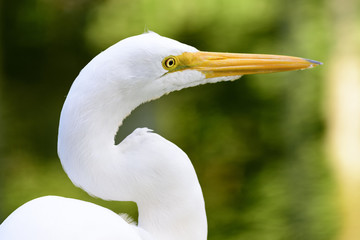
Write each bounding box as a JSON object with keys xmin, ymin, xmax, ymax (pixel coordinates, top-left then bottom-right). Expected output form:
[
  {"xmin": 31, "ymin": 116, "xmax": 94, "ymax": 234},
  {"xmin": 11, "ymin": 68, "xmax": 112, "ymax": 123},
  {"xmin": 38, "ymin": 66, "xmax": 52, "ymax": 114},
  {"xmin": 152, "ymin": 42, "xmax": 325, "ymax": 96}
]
[{"xmin": 82, "ymin": 32, "xmax": 321, "ymax": 106}]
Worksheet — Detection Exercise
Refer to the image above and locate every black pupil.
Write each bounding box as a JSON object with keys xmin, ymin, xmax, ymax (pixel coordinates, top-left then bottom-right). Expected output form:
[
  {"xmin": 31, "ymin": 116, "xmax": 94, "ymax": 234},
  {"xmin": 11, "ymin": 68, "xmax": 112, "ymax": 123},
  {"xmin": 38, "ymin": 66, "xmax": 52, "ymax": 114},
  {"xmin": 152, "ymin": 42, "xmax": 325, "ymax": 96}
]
[{"xmin": 167, "ymin": 59, "xmax": 174, "ymax": 67}]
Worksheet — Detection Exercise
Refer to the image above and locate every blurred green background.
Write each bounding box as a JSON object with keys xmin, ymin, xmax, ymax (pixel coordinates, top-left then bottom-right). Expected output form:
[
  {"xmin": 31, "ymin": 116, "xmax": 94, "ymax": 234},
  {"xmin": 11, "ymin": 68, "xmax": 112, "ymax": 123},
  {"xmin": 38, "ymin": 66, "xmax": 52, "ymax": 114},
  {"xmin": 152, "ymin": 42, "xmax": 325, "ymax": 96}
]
[{"xmin": 1, "ymin": 0, "xmax": 360, "ymax": 239}]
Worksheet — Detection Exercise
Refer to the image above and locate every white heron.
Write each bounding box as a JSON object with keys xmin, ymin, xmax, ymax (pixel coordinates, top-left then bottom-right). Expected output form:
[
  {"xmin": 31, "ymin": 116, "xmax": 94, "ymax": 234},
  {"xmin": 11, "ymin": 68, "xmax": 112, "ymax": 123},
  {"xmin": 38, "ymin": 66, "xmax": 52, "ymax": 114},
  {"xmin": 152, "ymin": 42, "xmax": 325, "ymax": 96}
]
[{"xmin": 0, "ymin": 32, "xmax": 320, "ymax": 240}]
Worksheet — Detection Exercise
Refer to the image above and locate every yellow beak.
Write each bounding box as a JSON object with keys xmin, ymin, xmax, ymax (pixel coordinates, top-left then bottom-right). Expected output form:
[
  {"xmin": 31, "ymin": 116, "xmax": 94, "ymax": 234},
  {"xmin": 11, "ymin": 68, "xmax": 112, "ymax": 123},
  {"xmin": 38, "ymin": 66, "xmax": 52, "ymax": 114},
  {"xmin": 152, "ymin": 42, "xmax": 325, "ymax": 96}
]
[{"xmin": 174, "ymin": 51, "xmax": 322, "ymax": 78}]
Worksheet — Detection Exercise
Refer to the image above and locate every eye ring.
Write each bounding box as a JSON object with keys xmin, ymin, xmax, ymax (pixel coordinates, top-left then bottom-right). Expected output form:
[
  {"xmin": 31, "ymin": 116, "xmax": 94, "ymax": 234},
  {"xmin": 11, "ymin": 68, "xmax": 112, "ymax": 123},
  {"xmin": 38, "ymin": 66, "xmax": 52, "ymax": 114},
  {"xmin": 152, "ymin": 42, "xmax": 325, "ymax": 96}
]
[{"xmin": 162, "ymin": 56, "xmax": 177, "ymax": 70}]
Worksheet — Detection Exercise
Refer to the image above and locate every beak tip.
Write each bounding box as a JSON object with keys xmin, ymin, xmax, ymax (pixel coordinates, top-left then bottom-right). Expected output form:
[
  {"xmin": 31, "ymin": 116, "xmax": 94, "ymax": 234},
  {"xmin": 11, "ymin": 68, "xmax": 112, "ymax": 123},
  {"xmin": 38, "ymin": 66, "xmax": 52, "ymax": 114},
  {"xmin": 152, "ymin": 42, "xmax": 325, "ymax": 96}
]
[{"xmin": 305, "ymin": 58, "xmax": 323, "ymax": 66}]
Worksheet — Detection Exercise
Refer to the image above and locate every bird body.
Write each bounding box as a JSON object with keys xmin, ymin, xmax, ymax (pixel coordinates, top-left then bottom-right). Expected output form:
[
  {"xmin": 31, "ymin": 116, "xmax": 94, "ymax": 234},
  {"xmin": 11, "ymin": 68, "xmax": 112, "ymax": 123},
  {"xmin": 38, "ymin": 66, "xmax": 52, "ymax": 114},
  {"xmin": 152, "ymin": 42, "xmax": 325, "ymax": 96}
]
[
  {"xmin": 0, "ymin": 32, "xmax": 320, "ymax": 240},
  {"xmin": 0, "ymin": 196, "xmax": 146, "ymax": 240}
]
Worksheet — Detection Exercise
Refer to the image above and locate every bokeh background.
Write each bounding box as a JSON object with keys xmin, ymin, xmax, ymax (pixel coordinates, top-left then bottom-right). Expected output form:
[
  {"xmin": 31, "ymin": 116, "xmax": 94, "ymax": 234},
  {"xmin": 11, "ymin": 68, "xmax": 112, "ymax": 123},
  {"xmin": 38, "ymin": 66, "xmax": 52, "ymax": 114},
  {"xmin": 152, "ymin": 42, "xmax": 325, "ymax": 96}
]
[{"xmin": 1, "ymin": 0, "xmax": 359, "ymax": 239}]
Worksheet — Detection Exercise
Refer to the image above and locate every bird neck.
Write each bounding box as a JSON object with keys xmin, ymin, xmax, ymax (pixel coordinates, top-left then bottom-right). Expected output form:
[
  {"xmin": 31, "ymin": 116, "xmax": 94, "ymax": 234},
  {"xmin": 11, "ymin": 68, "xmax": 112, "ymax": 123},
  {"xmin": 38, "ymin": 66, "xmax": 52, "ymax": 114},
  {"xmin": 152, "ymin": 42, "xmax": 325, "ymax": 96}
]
[
  {"xmin": 58, "ymin": 72, "xmax": 207, "ymax": 240},
  {"xmin": 58, "ymin": 71, "xmax": 141, "ymax": 199},
  {"xmin": 137, "ymin": 183, "xmax": 207, "ymax": 240}
]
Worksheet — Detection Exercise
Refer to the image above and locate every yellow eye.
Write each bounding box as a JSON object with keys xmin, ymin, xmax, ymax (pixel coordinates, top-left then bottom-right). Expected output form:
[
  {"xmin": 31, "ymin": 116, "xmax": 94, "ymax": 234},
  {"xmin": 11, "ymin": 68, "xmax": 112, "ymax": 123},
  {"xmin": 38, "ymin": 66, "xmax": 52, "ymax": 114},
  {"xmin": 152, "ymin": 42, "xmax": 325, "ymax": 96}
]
[{"xmin": 162, "ymin": 56, "xmax": 177, "ymax": 70}]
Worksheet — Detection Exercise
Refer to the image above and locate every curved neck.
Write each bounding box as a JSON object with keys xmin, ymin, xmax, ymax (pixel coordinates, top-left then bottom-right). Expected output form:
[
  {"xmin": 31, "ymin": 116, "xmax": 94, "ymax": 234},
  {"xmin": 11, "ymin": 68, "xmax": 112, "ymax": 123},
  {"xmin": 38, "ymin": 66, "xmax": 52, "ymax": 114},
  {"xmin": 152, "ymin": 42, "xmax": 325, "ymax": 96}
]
[
  {"xmin": 58, "ymin": 73, "xmax": 207, "ymax": 240},
  {"xmin": 138, "ymin": 184, "xmax": 207, "ymax": 240}
]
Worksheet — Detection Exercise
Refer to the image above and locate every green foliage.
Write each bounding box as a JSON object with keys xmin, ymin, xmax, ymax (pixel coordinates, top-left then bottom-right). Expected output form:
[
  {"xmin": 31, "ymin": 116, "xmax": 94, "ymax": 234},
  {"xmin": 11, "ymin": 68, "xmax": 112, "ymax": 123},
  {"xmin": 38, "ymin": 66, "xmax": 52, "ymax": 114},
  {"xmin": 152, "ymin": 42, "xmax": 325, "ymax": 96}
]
[{"xmin": 0, "ymin": 0, "xmax": 338, "ymax": 239}]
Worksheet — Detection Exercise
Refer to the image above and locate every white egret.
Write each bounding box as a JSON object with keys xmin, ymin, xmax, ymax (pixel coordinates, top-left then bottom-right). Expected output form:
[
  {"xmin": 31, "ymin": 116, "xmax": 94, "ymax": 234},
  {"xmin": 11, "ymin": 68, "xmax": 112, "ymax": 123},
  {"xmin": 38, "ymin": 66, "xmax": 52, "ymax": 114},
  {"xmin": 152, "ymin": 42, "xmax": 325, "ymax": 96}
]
[{"xmin": 0, "ymin": 32, "xmax": 321, "ymax": 240}]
